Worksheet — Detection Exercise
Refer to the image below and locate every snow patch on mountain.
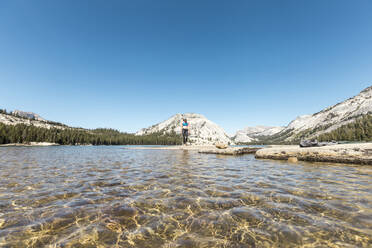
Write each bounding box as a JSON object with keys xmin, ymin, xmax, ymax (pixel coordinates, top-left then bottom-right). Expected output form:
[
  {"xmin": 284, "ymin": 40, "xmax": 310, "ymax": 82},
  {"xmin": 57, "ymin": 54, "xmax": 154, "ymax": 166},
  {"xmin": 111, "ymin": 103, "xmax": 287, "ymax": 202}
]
[{"xmin": 136, "ymin": 113, "xmax": 233, "ymax": 145}]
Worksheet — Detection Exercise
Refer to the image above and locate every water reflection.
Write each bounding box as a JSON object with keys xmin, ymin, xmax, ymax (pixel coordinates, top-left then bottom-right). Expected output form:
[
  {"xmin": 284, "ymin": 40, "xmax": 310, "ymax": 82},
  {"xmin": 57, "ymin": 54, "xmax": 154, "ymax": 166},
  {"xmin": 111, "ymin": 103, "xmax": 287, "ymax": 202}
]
[{"xmin": 0, "ymin": 146, "xmax": 371, "ymax": 247}]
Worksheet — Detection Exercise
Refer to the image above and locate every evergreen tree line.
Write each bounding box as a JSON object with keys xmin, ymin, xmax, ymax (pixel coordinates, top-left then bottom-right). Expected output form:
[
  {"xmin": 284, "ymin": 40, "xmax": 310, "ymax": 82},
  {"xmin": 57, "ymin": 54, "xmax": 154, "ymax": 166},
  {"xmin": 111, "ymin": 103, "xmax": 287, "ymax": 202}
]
[
  {"xmin": 317, "ymin": 115, "xmax": 372, "ymax": 142},
  {"xmin": 0, "ymin": 123, "xmax": 182, "ymax": 145}
]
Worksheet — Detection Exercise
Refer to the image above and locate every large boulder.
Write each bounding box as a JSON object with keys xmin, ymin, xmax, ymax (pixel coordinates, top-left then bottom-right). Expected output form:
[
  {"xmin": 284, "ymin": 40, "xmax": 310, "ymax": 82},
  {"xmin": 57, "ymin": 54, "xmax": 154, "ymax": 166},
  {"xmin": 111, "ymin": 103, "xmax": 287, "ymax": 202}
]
[{"xmin": 215, "ymin": 142, "xmax": 228, "ymax": 149}]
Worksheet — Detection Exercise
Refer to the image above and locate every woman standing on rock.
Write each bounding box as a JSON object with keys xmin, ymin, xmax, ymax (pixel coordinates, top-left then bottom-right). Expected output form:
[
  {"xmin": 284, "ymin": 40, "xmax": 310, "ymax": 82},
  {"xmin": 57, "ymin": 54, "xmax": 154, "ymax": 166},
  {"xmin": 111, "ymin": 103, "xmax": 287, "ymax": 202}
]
[{"xmin": 181, "ymin": 118, "xmax": 189, "ymax": 145}]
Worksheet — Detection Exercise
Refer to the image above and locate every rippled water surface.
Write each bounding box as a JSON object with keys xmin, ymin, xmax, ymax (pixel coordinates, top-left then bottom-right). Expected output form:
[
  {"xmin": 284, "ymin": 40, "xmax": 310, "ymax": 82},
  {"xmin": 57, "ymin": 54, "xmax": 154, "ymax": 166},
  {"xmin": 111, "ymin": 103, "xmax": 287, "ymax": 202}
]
[{"xmin": 0, "ymin": 146, "xmax": 371, "ymax": 247}]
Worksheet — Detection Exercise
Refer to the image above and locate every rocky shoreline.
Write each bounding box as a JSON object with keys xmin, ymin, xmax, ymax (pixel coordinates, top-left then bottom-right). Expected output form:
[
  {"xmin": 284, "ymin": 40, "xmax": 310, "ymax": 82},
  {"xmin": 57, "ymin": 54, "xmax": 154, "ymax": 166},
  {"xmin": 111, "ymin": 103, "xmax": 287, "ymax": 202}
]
[
  {"xmin": 125, "ymin": 143, "xmax": 372, "ymax": 165},
  {"xmin": 255, "ymin": 143, "xmax": 372, "ymax": 165},
  {"xmin": 124, "ymin": 145, "xmax": 260, "ymax": 155},
  {"xmin": 198, "ymin": 147, "xmax": 260, "ymax": 155},
  {"xmin": 3, "ymin": 142, "xmax": 371, "ymax": 165},
  {"xmin": 0, "ymin": 142, "xmax": 60, "ymax": 147}
]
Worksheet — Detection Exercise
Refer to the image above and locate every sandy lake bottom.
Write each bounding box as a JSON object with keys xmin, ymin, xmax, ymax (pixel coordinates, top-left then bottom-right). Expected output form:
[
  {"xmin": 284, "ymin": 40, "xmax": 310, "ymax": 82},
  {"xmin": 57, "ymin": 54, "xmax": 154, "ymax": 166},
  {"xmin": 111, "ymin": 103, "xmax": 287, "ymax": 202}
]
[{"xmin": 0, "ymin": 146, "xmax": 371, "ymax": 247}]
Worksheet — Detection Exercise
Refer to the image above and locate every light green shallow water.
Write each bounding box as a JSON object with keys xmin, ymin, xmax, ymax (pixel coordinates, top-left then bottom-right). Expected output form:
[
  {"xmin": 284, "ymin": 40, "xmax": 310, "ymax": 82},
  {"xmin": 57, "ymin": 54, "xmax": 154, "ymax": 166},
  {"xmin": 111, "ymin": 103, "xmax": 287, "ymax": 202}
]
[{"xmin": 0, "ymin": 146, "xmax": 371, "ymax": 247}]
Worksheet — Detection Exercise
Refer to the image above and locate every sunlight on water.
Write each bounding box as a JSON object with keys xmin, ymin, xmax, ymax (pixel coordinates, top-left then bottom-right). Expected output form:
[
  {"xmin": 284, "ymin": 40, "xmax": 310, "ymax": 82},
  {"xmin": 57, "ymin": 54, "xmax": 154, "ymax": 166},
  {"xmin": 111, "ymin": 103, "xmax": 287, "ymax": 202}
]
[{"xmin": 0, "ymin": 146, "xmax": 371, "ymax": 247}]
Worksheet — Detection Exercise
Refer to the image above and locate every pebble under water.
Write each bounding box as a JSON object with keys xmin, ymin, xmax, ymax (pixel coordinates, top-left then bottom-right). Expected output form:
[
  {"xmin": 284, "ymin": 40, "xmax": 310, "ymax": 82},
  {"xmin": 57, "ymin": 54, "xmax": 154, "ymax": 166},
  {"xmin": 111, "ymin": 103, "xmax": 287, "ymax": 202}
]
[{"xmin": 0, "ymin": 146, "xmax": 371, "ymax": 247}]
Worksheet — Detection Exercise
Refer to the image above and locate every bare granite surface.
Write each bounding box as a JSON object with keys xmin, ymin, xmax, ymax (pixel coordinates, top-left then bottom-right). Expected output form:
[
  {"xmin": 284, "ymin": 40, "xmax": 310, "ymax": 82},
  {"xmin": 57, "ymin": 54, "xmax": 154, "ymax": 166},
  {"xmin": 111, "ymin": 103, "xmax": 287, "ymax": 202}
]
[
  {"xmin": 255, "ymin": 143, "xmax": 372, "ymax": 165},
  {"xmin": 198, "ymin": 147, "xmax": 261, "ymax": 155}
]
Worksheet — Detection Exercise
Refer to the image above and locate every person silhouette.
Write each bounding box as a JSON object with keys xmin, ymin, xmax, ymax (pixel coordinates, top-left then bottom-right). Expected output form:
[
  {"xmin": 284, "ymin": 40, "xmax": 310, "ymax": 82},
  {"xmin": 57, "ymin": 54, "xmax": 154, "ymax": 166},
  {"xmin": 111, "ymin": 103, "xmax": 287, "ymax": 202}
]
[{"xmin": 181, "ymin": 118, "xmax": 189, "ymax": 145}]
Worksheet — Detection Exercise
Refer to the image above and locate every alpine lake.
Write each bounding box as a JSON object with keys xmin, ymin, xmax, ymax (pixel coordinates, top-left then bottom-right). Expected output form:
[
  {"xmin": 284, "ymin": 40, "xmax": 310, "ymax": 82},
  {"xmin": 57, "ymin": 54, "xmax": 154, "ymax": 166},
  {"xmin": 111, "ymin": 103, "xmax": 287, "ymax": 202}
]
[{"xmin": 0, "ymin": 146, "xmax": 371, "ymax": 247}]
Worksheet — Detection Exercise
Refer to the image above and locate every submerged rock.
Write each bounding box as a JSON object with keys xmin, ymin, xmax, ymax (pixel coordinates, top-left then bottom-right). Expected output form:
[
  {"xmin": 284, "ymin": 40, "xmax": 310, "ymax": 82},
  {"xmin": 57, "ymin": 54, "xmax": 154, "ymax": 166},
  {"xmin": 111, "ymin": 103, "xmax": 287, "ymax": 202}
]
[
  {"xmin": 288, "ymin": 157, "xmax": 298, "ymax": 163},
  {"xmin": 112, "ymin": 205, "xmax": 138, "ymax": 217}
]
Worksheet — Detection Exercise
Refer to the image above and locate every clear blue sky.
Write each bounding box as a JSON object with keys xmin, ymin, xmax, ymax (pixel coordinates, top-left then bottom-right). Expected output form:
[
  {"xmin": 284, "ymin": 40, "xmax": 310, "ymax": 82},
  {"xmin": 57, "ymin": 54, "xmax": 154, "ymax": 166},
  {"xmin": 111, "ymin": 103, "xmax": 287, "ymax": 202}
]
[{"xmin": 0, "ymin": 0, "xmax": 371, "ymax": 134}]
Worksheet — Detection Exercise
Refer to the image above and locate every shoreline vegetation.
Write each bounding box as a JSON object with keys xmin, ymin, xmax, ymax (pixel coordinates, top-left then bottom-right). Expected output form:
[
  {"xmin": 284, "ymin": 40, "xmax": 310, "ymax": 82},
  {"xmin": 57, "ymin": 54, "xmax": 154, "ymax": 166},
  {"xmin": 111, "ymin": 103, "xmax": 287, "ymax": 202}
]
[
  {"xmin": 1, "ymin": 137, "xmax": 371, "ymax": 165},
  {"xmin": 0, "ymin": 122, "xmax": 182, "ymax": 146},
  {"xmin": 1, "ymin": 108, "xmax": 372, "ymax": 146},
  {"xmin": 1, "ymin": 109, "xmax": 372, "ymax": 166},
  {"xmin": 1, "ymin": 120, "xmax": 371, "ymax": 147}
]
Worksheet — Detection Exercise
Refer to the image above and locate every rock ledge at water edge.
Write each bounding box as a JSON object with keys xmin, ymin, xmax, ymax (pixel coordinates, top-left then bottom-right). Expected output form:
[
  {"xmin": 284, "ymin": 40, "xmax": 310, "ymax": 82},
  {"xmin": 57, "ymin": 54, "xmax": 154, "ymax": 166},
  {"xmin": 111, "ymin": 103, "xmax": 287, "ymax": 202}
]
[{"xmin": 255, "ymin": 143, "xmax": 372, "ymax": 165}]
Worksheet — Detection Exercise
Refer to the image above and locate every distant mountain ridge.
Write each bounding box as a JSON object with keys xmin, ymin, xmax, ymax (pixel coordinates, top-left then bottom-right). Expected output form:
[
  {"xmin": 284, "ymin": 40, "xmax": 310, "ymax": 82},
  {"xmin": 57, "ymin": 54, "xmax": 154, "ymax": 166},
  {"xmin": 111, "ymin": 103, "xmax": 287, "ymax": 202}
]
[
  {"xmin": 136, "ymin": 113, "xmax": 233, "ymax": 145},
  {"xmin": 0, "ymin": 109, "xmax": 66, "ymax": 130},
  {"xmin": 12, "ymin": 110, "xmax": 46, "ymax": 121},
  {"xmin": 273, "ymin": 85, "xmax": 372, "ymax": 141},
  {"xmin": 2, "ymin": 85, "xmax": 371, "ymax": 144},
  {"xmin": 233, "ymin": 126, "xmax": 284, "ymax": 143}
]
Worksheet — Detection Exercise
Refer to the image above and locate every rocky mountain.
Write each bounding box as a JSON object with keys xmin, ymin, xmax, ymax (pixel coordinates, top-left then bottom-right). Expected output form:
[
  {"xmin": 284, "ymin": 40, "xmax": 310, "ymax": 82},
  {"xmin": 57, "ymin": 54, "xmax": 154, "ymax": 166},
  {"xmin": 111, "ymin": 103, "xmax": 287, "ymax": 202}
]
[
  {"xmin": 136, "ymin": 113, "xmax": 233, "ymax": 145},
  {"xmin": 233, "ymin": 126, "xmax": 284, "ymax": 143},
  {"xmin": 12, "ymin": 110, "xmax": 46, "ymax": 121},
  {"xmin": 274, "ymin": 85, "xmax": 372, "ymax": 141},
  {"xmin": 0, "ymin": 110, "xmax": 66, "ymax": 130}
]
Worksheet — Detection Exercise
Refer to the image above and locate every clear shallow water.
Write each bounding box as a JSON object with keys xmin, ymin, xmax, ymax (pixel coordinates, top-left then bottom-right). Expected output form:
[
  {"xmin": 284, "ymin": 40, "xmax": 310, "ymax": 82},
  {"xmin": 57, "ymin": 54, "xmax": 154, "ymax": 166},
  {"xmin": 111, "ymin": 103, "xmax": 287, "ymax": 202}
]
[{"xmin": 0, "ymin": 146, "xmax": 371, "ymax": 248}]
